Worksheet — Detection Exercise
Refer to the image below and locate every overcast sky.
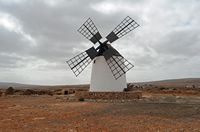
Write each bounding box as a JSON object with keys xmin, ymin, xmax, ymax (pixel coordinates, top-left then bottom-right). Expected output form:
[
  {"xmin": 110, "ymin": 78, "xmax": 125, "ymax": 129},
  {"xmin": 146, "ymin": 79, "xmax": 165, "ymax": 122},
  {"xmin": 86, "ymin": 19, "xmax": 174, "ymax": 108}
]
[{"xmin": 0, "ymin": 0, "xmax": 200, "ymax": 85}]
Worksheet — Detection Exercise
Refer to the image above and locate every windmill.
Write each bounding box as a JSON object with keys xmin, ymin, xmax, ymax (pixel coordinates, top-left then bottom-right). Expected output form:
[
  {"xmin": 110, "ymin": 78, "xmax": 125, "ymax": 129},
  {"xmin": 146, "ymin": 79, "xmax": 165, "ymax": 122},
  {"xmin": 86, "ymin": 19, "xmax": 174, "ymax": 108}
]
[{"xmin": 66, "ymin": 16, "xmax": 139, "ymax": 91}]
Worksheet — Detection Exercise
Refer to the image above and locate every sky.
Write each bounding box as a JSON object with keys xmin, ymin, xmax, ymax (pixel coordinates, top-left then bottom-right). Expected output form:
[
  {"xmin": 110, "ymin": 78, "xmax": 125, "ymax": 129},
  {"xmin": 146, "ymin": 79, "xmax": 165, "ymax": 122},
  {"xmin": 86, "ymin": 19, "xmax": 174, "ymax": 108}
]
[{"xmin": 0, "ymin": 0, "xmax": 200, "ymax": 85}]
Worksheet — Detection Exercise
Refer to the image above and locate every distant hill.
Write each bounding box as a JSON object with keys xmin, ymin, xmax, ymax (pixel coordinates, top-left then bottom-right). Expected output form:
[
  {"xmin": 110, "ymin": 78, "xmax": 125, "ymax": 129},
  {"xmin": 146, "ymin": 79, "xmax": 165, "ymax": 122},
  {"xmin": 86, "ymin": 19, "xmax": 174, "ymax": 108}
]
[
  {"xmin": 1, "ymin": 78, "xmax": 200, "ymax": 89},
  {"xmin": 134, "ymin": 78, "xmax": 200, "ymax": 88},
  {"xmin": 0, "ymin": 82, "xmax": 41, "ymax": 89},
  {"xmin": 0, "ymin": 82, "xmax": 89, "ymax": 90}
]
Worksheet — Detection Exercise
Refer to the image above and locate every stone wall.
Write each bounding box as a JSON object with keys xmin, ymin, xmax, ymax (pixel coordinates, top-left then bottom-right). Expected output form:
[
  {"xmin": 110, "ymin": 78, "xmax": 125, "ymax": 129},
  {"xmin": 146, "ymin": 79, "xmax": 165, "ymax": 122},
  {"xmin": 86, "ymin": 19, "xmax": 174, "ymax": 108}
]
[{"xmin": 75, "ymin": 91, "xmax": 142, "ymax": 100}]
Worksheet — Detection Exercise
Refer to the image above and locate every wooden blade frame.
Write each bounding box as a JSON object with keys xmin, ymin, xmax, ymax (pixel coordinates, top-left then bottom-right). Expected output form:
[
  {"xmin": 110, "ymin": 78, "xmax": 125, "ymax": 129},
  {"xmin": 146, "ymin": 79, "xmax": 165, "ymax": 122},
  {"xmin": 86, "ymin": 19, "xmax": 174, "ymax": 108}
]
[
  {"xmin": 106, "ymin": 55, "xmax": 134, "ymax": 79},
  {"xmin": 106, "ymin": 16, "xmax": 139, "ymax": 43},
  {"xmin": 78, "ymin": 18, "xmax": 102, "ymax": 44},
  {"xmin": 66, "ymin": 47, "xmax": 97, "ymax": 76}
]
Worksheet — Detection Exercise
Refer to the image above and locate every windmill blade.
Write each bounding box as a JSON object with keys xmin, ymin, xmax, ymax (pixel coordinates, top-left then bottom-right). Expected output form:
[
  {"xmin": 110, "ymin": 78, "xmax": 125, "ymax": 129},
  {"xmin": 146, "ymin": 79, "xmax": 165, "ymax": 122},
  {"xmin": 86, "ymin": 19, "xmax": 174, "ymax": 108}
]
[
  {"xmin": 103, "ymin": 45, "xmax": 134, "ymax": 79},
  {"xmin": 78, "ymin": 18, "xmax": 102, "ymax": 44},
  {"xmin": 103, "ymin": 45, "xmax": 121, "ymax": 60},
  {"xmin": 103, "ymin": 44, "xmax": 121, "ymax": 60},
  {"xmin": 66, "ymin": 47, "xmax": 98, "ymax": 76},
  {"xmin": 106, "ymin": 16, "xmax": 139, "ymax": 43},
  {"xmin": 105, "ymin": 52, "xmax": 134, "ymax": 80}
]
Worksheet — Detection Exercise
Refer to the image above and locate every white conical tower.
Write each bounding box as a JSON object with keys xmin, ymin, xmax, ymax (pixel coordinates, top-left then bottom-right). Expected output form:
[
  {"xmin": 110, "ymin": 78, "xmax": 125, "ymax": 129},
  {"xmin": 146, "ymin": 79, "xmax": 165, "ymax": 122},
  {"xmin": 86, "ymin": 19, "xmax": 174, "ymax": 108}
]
[{"xmin": 90, "ymin": 56, "xmax": 127, "ymax": 92}]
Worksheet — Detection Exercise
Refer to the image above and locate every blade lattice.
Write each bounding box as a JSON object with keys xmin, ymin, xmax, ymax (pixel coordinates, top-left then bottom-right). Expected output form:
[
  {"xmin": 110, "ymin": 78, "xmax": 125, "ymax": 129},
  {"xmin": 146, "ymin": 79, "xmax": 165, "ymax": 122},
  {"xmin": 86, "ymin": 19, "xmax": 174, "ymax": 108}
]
[
  {"xmin": 106, "ymin": 16, "xmax": 139, "ymax": 43},
  {"xmin": 106, "ymin": 55, "xmax": 134, "ymax": 79},
  {"xmin": 78, "ymin": 18, "xmax": 102, "ymax": 44},
  {"xmin": 66, "ymin": 51, "xmax": 92, "ymax": 77}
]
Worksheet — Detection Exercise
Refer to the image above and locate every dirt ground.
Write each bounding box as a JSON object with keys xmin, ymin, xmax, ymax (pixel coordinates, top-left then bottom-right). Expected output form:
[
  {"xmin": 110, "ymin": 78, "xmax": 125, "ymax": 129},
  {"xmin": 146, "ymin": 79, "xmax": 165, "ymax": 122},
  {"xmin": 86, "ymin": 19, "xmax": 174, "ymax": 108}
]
[{"xmin": 0, "ymin": 95, "xmax": 200, "ymax": 132}]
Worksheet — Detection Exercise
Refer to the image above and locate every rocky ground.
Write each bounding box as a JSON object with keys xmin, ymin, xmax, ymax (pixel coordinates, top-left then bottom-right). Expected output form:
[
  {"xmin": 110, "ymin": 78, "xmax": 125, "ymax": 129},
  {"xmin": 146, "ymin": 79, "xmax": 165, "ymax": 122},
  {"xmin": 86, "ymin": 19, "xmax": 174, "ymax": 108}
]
[{"xmin": 0, "ymin": 95, "xmax": 200, "ymax": 131}]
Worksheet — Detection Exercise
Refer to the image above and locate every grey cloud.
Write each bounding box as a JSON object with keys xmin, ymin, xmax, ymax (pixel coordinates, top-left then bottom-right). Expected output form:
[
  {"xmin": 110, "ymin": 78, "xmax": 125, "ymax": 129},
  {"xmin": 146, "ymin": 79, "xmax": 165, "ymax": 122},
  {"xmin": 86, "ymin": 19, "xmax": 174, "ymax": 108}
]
[
  {"xmin": 154, "ymin": 29, "xmax": 200, "ymax": 57},
  {"xmin": 0, "ymin": 53, "xmax": 25, "ymax": 69},
  {"xmin": 0, "ymin": 0, "xmax": 200, "ymax": 84},
  {"xmin": 0, "ymin": 27, "xmax": 33, "ymax": 55},
  {"xmin": 0, "ymin": 0, "xmax": 111, "ymax": 61}
]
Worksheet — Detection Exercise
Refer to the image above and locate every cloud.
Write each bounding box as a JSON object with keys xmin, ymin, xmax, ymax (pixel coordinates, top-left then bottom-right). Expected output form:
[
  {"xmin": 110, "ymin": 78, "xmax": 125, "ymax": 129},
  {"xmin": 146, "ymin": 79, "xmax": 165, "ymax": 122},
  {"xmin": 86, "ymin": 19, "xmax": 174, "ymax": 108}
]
[
  {"xmin": 0, "ymin": 0, "xmax": 200, "ymax": 84},
  {"xmin": 0, "ymin": 12, "xmax": 36, "ymax": 46},
  {"xmin": 154, "ymin": 29, "xmax": 200, "ymax": 57}
]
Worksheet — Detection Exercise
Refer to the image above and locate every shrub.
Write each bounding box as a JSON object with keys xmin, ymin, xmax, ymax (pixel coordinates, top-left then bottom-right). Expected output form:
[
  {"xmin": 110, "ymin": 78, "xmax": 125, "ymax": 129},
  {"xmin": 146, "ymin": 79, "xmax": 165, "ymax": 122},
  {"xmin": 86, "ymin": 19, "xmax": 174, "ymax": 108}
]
[
  {"xmin": 0, "ymin": 91, "xmax": 2, "ymax": 96},
  {"xmin": 5, "ymin": 87, "xmax": 14, "ymax": 95},
  {"xmin": 159, "ymin": 87, "xmax": 166, "ymax": 90},
  {"xmin": 123, "ymin": 88, "xmax": 129, "ymax": 92},
  {"xmin": 23, "ymin": 89, "xmax": 36, "ymax": 95},
  {"xmin": 79, "ymin": 98, "xmax": 85, "ymax": 101}
]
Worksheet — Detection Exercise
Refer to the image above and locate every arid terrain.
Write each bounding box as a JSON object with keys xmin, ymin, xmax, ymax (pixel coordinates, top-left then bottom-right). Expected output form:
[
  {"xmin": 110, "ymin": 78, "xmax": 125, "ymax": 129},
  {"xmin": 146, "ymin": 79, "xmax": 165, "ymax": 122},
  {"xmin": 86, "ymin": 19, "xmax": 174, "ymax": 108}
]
[
  {"xmin": 0, "ymin": 95, "xmax": 200, "ymax": 131},
  {"xmin": 0, "ymin": 78, "xmax": 200, "ymax": 131}
]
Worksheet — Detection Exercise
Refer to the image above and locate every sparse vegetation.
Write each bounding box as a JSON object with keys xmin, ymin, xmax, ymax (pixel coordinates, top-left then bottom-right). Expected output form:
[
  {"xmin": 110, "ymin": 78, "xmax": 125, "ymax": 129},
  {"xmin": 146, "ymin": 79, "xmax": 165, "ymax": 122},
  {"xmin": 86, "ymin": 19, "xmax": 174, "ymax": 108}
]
[
  {"xmin": 5, "ymin": 87, "xmax": 14, "ymax": 95},
  {"xmin": 159, "ymin": 87, "xmax": 167, "ymax": 90},
  {"xmin": 79, "ymin": 98, "xmax": 85, "ymax": 101},
  {"xmin": 0, "ymin": 79, "xmax": 200, "ymax": 131},
  {"xmin": 0, "ymin": 95, "xmax": 200, "ymax": 131},
  {"xmin": 23, "ymin": 89, "xmax": 36, "ymax": 95},
  {"xmin": 0, "ymin": 91, "xmax": 2, "ymax": 96}
]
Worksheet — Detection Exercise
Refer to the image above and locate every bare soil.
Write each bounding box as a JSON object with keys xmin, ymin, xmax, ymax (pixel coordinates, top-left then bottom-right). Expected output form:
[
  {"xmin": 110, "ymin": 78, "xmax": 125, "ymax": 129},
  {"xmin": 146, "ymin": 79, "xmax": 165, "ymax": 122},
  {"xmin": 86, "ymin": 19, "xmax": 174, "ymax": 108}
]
[{"xmin": 0, "ymin": 95, "xmax": 200, "ymax": 132}]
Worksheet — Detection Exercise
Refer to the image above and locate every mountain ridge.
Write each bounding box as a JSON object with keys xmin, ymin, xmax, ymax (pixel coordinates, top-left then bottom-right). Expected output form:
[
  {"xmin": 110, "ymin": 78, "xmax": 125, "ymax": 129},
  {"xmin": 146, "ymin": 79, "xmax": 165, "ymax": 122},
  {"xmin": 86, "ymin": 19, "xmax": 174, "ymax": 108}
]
[{"xmin": 0, "ymin": 78, "xmax": 200, "ymax": 89}]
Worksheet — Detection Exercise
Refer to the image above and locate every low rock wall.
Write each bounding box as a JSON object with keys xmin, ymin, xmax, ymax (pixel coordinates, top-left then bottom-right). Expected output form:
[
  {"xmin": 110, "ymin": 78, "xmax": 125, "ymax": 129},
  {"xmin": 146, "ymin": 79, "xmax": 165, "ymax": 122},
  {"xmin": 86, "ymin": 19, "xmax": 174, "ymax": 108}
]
[{"xmin": 75, "ymin": 91, "xmax": 142, "ymax": 100}]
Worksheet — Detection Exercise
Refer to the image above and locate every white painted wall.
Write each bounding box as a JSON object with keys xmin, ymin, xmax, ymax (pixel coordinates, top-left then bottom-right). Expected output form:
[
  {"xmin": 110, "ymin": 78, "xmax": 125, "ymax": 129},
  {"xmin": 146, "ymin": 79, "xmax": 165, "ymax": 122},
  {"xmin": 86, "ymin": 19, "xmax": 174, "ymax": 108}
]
[{"xmin": 90, "ymin": 56, "xmax": 127, "ymax": 92}]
